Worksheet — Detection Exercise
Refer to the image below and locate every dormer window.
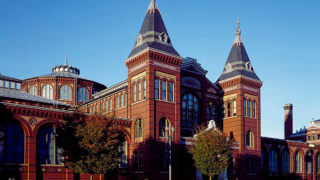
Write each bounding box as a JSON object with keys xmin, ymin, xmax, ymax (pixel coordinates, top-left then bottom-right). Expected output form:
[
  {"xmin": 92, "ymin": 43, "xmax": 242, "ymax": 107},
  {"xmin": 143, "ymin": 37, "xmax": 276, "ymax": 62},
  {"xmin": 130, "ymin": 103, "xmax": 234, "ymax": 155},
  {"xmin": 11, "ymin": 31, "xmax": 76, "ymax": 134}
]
[
  {"xmin": 225, "ymin": 63, "xmax": 232, "ymax": 72},
  {"xmin": 136, "ymin": 34, "xmax": 143, "ymax": 46},
  {"xmin": 159, "ymin": 32, "xmax": 169, "ymax": 44},
  {"xmin": 245, "ymin": 62, "xmax": 252, "ymax": 71}
]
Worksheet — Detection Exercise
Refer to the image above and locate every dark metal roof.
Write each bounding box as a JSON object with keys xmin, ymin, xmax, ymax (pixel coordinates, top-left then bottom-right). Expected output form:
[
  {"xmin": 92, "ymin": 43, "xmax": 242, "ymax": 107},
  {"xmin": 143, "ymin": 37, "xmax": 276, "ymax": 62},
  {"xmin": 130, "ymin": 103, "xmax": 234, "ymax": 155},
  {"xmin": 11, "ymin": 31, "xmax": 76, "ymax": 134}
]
[
  {"xmin": 0, "ymin": 87, "xmax": 69, "ymax": 106},
  {"xmin": 128, "ymin": 1, "xmax": 180, "ymax": 58},
  {"xmin": 0, "ymin": 73, "xmax": 22, "ymax": 82},
  {"xmin": 36, "ymin": 72, "xmax": 88, "ymax": 80}
]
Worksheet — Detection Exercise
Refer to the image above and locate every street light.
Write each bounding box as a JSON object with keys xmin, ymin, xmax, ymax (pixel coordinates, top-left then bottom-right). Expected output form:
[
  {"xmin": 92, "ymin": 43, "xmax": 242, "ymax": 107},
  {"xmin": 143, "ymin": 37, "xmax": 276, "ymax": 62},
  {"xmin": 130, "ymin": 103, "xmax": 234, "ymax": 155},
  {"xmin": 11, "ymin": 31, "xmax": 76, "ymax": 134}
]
[{"xmin": 169, "ymin": 125, "xmax": 174, "ymax": 180}]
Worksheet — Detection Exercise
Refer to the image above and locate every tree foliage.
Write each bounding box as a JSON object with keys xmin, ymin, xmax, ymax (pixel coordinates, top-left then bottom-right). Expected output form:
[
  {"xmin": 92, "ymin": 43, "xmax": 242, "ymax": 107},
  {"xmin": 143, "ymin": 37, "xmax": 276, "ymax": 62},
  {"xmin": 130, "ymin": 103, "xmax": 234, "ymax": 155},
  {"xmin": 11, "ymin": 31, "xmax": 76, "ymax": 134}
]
[
  {"xmin": 57, "ymin": 112, "xmax": 125, "ymax": 177},
  {"xmin": 191, "ymin": 128, "xmax": 233, "ymax": 179}
]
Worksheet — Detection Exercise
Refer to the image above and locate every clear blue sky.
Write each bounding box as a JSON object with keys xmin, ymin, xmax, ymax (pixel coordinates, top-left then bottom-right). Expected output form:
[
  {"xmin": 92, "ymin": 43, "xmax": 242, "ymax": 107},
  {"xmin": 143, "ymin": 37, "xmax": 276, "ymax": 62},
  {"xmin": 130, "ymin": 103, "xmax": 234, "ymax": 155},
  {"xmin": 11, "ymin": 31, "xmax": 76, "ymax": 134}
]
[{"xmin": 1, "ymin": 0, "xmax": 319, "ymax": 139}]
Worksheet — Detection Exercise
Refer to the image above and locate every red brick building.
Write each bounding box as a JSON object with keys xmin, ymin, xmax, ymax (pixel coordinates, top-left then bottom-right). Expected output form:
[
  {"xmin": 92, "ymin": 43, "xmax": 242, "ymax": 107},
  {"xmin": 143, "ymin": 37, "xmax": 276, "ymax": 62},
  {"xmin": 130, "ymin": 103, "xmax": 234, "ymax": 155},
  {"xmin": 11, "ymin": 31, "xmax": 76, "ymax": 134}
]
[{"xmin": 1, "ymin": 0, "xmax": 320, "ymax": 180}]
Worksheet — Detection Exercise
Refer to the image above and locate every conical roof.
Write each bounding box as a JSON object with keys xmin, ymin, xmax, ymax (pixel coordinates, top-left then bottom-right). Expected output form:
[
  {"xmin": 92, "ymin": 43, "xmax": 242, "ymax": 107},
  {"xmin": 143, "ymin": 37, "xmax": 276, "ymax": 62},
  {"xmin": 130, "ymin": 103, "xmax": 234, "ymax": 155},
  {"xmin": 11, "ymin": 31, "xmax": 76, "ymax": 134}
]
[
  {"xmin": 218, "ymin": 19, "xmax": 260, "ymax": 82},
  {"xmin": 128, "ymin": 0, "xmax": 180, "ymax": 59}
]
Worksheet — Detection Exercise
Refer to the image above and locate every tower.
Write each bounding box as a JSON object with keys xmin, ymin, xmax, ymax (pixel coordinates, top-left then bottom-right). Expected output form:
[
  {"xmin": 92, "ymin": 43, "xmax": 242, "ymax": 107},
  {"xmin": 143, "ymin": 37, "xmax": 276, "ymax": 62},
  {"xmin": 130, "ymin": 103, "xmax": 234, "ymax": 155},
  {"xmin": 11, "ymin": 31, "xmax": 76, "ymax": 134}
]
[
  {"xmin": 125, "ymin": 0, "xmax": 182, "ymax": 178},
  {"xmin": 218, "ymin": 19, "xmax": 262, "ymax": 179},
  {"xmin": 284, "ymin": 103, "xmax": 293, "ymax": 140}
]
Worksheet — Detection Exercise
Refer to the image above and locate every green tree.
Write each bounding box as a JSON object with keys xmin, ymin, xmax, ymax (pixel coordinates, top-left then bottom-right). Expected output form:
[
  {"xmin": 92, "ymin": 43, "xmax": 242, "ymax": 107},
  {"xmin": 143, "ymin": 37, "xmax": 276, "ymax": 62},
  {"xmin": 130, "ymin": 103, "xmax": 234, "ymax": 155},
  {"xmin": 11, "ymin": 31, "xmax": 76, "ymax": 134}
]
[
  {"xmin": 191, "ymin": 128, "xmax": 233, "ymax": 180},
  {"xmin": 57, "ymin": 113, "xmax": 125, "ymax": 180}
]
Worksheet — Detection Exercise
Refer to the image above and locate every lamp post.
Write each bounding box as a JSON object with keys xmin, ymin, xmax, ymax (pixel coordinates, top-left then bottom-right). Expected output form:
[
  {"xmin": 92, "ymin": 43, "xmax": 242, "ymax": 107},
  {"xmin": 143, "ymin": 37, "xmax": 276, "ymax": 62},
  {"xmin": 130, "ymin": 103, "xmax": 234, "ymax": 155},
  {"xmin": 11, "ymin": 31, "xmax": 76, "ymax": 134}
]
[
  {"xmin": 169, "ymin": 125, "xmax": 174, "ymax": 180},
  {"xmin": 309, "ymin": 143, "xmax": 315, "ymax": 180}
]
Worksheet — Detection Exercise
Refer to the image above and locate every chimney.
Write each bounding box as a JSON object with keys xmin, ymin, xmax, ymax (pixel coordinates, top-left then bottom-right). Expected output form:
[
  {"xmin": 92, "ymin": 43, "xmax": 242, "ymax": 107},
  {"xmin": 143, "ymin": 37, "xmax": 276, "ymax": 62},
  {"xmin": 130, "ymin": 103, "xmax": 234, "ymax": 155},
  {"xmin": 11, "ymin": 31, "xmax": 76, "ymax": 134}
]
[{"xmin": 284, "ymin": 103, "xmax": 293, "ymax": 140}]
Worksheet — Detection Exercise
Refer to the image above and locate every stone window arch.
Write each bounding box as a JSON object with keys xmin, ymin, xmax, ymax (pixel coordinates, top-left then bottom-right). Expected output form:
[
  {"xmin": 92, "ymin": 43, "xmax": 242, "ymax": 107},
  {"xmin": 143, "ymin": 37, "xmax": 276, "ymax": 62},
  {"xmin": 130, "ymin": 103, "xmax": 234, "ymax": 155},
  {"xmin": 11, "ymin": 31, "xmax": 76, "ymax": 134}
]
[
  {"xmin": 246, "ymin": 130, "xmax": 254, "ymax": 147},
  {"xmin": 159, "ymin": 117, "xmax": 170, "ymax": 138}
]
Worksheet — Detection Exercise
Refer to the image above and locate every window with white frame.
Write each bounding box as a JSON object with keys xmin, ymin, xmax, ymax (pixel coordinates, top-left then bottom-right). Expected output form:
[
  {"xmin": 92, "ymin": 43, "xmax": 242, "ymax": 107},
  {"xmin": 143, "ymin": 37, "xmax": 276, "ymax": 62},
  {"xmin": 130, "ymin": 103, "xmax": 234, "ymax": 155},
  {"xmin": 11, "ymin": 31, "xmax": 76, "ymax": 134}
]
[
  {"xmin": 42, "ymin": 84, "xmax": 53, "ymax": 99},
  {"xmin": 29, "ymin": 86, "xmax": 37, "ymax": 95},
  {"xmin": 60, "ymin": 85, "xmax": 72, "ymax": 100}
]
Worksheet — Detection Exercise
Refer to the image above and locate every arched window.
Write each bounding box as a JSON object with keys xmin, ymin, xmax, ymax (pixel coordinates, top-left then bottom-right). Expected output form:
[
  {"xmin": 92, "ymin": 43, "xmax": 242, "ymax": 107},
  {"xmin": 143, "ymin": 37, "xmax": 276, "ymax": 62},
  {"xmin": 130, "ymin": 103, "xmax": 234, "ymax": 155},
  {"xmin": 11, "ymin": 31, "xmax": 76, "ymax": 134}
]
[
  {"xmin": 132, "ymin": 83, "xmax": 136, "ymax": 103},
  {"xmin": 269, "ymin": 148, "xmax": 278, "ymax": 173},
  {"xmin": 282, "ymin": 149, "xmax": 290, "ymax": 173},
  {"xmin": 143, "ymin": 80, "xmax": 146, "ymax": 100},
  {"xmin": 29, "ymin": 86, "xmax": 37, "ymax": 95},
  {"xmin": 120, "ymin": 140, "xmax": 127, "ymax": 168},
  {"xmin": 227, "ymin": 102, "xmax": 231, "ymax": 117},
  {"xmin": 169, "ymin": 82, "xmax": 174, "ymax": 102},
  {"xmin": 247, "ymin": 100, "xmax": 251, "ymax": 117},
  {"xmin": 134, "ymin": 151, "xmax": 143, "ymax": 172},
  {"xmin": 246, "ymin": 130, "xmax": 254, "ymax": 147},
  {"xmin": 159, "ymin": 118, "xmax": 170, "ymax": 138},
  {"xmin": 135, "ymin": 118, "xmax": 143, "ymax": 138},
  {"xmin": 105, "ymin": 100, "xmax": 109, "ymax": 113},
  {"xmin": 243, "ymin": 99, "xmax": 247, "ymax": 117},
  {"xmin": 295, "ymin": 151, "xmax": 302, "ymax": 173},
  {"xmin": 37, "ymin": 125, "xmax": 62, "ymax": 164},
  {"xmin": 59, "ymin": 85, "xmax": 72, "ymax": 100},
  {"xmin": 162, "ymin": 80, "xmax": 167, "ymax": 100},
  {"xmin": 181, "ymin": 93, "xmax": 199, "ymax": 128},
  {"xmin": 78, "ymin": 87, "xmax": 88, "ymax": 103},
  {"xmin": 0, "ymin": 123, "xmax": 24, "ymax": 163},
  {"xmin": 252, "ymin": 101, "xmax": 256, "ymax": 118},
  {"xmin": 42, "ymin": 84, "xmax": 53, "ymax": 99},
  {"xmin": 155, "ymin": 79, "xmax": 159, "ymax": 100},
  {"xmin": 124, "ymin": 93, "xmax": 127, "ymax": 107},
  {"xmin": 160, "ymin": 144, "xmax": 169, "ymax": 172},
  {"xmin": 233, "ymin": 100, "xmax": 237, "ymax": 116},
  {"xmin": 306, "ymin": 151, "xmax": 313, "ymax": 174}
]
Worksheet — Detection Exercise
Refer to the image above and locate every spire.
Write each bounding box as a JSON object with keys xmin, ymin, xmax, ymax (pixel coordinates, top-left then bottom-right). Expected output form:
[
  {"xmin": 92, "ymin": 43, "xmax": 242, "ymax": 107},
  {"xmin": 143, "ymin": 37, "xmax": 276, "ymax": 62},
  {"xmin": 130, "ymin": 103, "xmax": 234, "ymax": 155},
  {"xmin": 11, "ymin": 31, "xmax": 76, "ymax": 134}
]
[
  {"xmin": 233, "ymin": 16, "xmax": 242, "ymax": 46},
  {"xmin": 218, "ymin": 19, "xmax": 260, "ymax": 82},
  {"xmin": 65, "ymin": 55, "xmax": 68, "ymax": 66},
  {"xmin": 127, "ymin": 0, "xmax": 180, "ymax": 59}
]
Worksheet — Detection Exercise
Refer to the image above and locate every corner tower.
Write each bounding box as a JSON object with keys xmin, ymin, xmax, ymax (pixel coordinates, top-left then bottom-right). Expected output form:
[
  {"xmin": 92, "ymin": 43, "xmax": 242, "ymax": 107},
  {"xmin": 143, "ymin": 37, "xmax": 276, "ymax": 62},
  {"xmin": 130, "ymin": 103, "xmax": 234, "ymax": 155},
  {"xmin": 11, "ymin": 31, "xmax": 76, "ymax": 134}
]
[
  {"xmin": 218, "ymin": 19, "xmax": 262, "ymax": 179},
  {"xmin": 125, "ymin": 0, "xmax": 182, "ymax": 177}
]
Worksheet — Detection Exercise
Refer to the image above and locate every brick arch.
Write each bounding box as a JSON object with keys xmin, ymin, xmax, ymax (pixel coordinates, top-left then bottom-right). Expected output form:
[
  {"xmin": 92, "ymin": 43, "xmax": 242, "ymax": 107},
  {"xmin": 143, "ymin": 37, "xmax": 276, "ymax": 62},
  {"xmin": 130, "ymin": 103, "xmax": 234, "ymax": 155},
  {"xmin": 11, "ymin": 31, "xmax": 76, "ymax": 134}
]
[
  {"xmin": 32, "ymin": 119, "xmax": 63, "ymax": 137},
  {"xmin": 11, "ymin": 115, "xmax": 32, "ymax": 137},
  {"xmin": 132, "ymin": 116, "xmax": 144, "ymax": 140},
  {"xmin": 293, "ymin": 148, "xmax": 304, "ymax": 173}
]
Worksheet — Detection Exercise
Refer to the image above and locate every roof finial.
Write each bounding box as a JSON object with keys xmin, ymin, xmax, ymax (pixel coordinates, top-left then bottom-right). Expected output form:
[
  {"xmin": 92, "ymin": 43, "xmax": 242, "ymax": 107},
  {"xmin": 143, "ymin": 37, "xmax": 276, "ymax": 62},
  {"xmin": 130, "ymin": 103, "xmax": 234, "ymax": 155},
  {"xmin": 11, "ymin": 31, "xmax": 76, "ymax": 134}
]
[
  {"xmin": 233, "ymin": 15, "xmax": 242, "ymax": 46},
  {"xmin": 65, "ymin": 51, "xmax": 68, "ymax": 66}
]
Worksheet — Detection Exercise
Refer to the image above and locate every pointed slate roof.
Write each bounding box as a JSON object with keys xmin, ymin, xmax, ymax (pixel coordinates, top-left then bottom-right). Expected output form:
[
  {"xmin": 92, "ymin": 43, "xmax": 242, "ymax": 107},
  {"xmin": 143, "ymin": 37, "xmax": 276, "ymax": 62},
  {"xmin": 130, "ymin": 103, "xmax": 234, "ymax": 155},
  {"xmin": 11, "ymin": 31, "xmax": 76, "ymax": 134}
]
[
  {"xmin": 128, "ymin": 0, "xmax": 180, "ymax": 59},
  {"xmin": 218, "ymin": 19, "xmax": 260, "ymax": 82}
]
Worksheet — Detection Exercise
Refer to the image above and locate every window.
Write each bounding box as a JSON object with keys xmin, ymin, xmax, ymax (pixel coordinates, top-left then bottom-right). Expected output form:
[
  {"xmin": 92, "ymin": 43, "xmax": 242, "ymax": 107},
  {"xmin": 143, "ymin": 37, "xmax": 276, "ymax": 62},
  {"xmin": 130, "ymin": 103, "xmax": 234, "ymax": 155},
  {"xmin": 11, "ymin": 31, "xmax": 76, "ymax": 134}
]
[
  {"xmin": 0, "ymin": 123, "xmax": 24, "ymax": 163},
  {"xmin": 295, "ymin": 151, "xmax": 302, "ymax": 173},
  {"xmin": 247, "ymin": 101, "xmax": 251, "ymax": 117},
  {"xmin": 252, "ymin": 101, "xmax": 256, "ymax": 118},
  {"xmin": 125, "ymin": 93, "xmax": 127, "ymax": 107},
  {"xmin": 181, "ymin": 93, "xmax": 199, "ymax": 128},
  {"xmin": 269, "ymin": 148, "xmax": 278, "ymax": 173},
  {"xmin": 96, "ymin": 105, "xmax": 99, "ymax": 114},
  {"xmin": 155, "ymin": 78, "xmax": 159, "ymax": 100},
  {"xmin": 308, "ymin": 136, "xmax": 311, "ymax": 141},
  {"xmin": 243, "ymin": 99, "xmax": 247, "ymax": 116},
  {"xmin": 78, "ymin": 87, "xmax": 88, "ymax": 103},
  {"xmin": 120, "ymin": 94, "xmax": 124, "ymax": 108},
  {"xmin": 169, "ymin": 82, "xmax": 173, "ymax": 102},
  {"xmin": 102, "ymin": 101, "xmax": 105, "ymax": 113},
  {"xmin": 207, "ymin": 102, "xmax": 216, "ymax": 121},
  {"xmin": 60, "ymin": 85, "xmax": 72, "ymax": 100},
  {"xmin": 42, "ymin": 84, "xmax": 53, "ymax": 99},
  {"xmin": 162, "ymin": 80, "xmax": 167, "ymax": 100},
  {"xmin": 135, "ymin": 118, "xmax": 143, "ymax": 138},
  {"xmin": 37, "ymin": 125, "xmax": 62, "ymax": 165},
  {"xmin": 0, "ymin": 80, "xmax": 3, "ymax": 87},
  {"xmin": 29, "ymin": 86, "xmax": 37, "ymax": 95},
  {"xmin": 5, "ymin": 81, "xmax": 9, "ymax": 88},
  {"xmin": 246, "ymin": 130, "xmax": 254, "ymax": 147},
  {"xmin": 105, "ymin": 100, "xmax": 109, "ymax": 113},
  {"xmin": 10, "ymin": 82, "xmax": 15, "ymax": 89},
  {"xmin": 120, "ymin": 140, "xmax": 127, "ymax": 168},
  {"xmin": 133, "ymin": 84, "xmax": 136, "ymax": 103},
  {"xmin": 306, "ymin": 151, "xmax": 313, "ymax": 174},
  {"xmin": 134, "ymin": 151, "xmax": 143, "ymax": 172},
  {"xmin": 233, "ymin": 100, "xmax": 237, "ymax": 116},
  {"xmin": 116, "ymin": 96, "xmax": 119, "ymax": 109},
  {"xmin": 159, "ymin": 118, "xmax": 170, "ymax": 138},
  {"xmin": 92, "ymin": 105, "xmax": 95, "ymax": 114},
  {"xmin": 227, "ymin": 102, "xmax": 231, "ymax": 117},
  {"xmin": 247, "ymin": 159, "xmax": 255, "ymax": 174},
  {"xmin": 109, "ymin": 99, "xmax": 112, "ymax": 111},
  {"xmin": 143, "ymin": 80, "xmax": 146, "ymax": 100},
  {"xmin": 16, "ymin": 83, "xmax": 21, "ymax": 90},
  {"xmin": 138, "ymin": 82, "xmax": 141, "ymax": 101},
  {"xmin": 222, "ymin": 103, "xmax": 225, "ymax": 118},
  {"xmin": 282, "ymin": 149, "xmax": 290, "ymax": 173}
]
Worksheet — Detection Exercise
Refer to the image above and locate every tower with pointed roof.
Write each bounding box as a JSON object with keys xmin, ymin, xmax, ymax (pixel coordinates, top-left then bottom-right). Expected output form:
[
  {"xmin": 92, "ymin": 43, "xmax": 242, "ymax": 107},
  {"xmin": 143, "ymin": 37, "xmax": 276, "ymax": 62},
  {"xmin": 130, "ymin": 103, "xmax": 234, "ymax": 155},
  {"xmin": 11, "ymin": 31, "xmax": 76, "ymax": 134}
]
[
  {"xmin": 125, "ymin": 0, "xmax": 182, "ymax": 177},
  {"xmin": 218, "ymin": 19, "xmax": 262, "ymax": 179}
]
